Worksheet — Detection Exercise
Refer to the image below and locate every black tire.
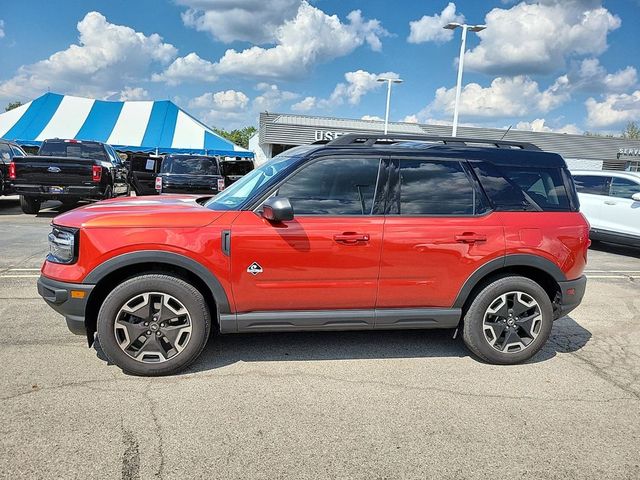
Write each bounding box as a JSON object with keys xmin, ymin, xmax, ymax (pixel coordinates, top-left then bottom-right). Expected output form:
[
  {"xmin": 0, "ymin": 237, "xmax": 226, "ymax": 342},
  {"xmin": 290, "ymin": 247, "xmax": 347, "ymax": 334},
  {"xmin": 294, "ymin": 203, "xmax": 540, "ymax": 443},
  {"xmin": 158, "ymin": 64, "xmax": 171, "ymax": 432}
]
[
  {"xmin": 20, "ymin": 195, "xmax": 41, "ymax": 214},
  {"xmin": 462, "ymin": 276, "xmax": 553, "ymax": 365},
  {"xmin": 102, "ymin": 185, "xmax": 113, "ymax": 200},
  {"xmin": 97, "ymin": 274, "xmax": 211, "ymax": 376}
]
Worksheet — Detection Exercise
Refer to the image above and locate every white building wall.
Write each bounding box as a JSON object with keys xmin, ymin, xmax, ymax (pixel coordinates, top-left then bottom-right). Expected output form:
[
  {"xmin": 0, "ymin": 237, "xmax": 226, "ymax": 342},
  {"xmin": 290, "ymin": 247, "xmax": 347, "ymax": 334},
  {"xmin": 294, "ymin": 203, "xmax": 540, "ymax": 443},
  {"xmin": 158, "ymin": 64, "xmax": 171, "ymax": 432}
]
[
  {"xmin": 565, "ymin": 158, "xmax": 603, "ymax": 171},
  {"xmin": 248, "ymin": 133, "xmax": 271, "ymax": 166}
]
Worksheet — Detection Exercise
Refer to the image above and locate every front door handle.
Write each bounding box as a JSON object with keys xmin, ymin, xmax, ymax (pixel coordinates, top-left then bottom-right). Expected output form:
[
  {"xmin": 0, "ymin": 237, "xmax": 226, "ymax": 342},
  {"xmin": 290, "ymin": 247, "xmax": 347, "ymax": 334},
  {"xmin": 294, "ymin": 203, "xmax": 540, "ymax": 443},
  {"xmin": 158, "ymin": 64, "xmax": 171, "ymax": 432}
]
[
  {"xmin": 334, "ymin": 232, "xmax": 370, "ymax": 244},
  {"xmin": 455, "ymin": 233, "xmax": 487, "ymax": 244},
  {"xmin": 604, "ymin": 200, "xmax": 617, "ymax": 205}
]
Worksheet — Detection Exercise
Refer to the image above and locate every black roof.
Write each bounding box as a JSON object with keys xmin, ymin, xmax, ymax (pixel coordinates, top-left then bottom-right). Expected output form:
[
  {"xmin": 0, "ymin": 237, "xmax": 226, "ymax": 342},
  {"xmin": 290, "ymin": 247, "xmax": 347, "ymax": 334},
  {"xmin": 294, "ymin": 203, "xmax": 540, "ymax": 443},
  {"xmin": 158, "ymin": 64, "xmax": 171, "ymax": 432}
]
[{"xmin": 308, "ymin": 133, "xmax": 567, "ymax": 168}]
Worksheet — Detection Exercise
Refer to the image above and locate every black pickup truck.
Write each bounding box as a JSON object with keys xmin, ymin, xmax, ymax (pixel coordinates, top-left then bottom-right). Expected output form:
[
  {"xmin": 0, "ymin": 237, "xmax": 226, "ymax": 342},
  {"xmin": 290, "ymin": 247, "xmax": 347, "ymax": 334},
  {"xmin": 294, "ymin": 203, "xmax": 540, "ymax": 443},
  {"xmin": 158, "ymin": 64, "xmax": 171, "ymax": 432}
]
[{"xmin": 9, "ymin": 139, "xmax": 130, "ymax": 214}]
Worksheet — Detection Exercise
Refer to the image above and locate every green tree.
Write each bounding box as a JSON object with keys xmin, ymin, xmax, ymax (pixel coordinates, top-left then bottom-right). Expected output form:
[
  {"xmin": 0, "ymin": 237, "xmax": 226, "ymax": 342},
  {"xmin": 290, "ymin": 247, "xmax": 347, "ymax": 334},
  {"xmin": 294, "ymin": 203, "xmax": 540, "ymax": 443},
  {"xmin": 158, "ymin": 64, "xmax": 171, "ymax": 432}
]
[
  {"xmin": 213, "ymin": 126, "xmax": 257, "ymax": 149},
  {"xmin": 5, "ymin": 101, "xmax": 23, "ymax": 112},
  {"xmin": 622, "ymin": 121, "xmax": 640, "ymax": 140}
]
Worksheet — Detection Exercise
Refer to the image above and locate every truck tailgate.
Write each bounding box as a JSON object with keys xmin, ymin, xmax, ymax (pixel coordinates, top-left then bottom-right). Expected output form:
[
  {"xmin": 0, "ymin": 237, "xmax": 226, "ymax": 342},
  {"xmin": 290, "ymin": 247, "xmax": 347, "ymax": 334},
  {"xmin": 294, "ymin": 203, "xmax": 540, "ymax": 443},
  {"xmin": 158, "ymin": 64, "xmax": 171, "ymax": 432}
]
[{"xmin": 13, "ymin": 156, "xmax": 95, "ymax": 186}]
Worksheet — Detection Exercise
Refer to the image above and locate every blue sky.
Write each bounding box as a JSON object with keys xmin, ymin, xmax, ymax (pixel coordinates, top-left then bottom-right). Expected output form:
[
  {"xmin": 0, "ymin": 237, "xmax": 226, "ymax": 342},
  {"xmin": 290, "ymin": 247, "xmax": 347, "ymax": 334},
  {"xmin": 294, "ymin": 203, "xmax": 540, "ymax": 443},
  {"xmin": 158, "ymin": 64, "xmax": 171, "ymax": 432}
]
[{"xmin": 0, "ymin": 0, "xmax": 638, "ymax": 134}]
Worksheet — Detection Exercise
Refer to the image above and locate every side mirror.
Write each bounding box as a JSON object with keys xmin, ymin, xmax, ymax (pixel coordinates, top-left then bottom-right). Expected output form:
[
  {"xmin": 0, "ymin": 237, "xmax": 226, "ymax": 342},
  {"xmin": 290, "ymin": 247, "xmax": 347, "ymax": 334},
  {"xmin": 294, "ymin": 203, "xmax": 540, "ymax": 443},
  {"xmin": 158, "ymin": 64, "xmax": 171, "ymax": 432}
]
[
  {"xmin": 261, "ymin": 197, "xmax": 294, "ymax": 222},
  {"xmin": 632, "ymin": 192, "xmax": 640, "ymax": 202}
]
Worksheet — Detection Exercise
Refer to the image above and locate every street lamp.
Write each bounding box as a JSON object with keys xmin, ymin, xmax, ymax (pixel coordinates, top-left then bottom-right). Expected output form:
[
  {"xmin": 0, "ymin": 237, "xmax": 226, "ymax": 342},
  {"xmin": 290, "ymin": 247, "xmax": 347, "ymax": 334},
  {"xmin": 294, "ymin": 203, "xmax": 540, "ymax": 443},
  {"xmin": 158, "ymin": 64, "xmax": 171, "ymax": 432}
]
[
  {"xmin": 377, "ymin": 77, "xmax": 403, "ymax": 134},
  {"xmin": 443, "ymin": 22, "xmax": 486, "ymax": 136}
]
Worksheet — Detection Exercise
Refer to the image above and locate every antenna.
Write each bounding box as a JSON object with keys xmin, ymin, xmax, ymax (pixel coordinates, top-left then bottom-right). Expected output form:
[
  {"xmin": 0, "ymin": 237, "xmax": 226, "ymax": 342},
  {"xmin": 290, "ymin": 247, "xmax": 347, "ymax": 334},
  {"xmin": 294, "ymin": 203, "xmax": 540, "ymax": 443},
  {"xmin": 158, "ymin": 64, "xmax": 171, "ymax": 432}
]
[{"xmin": 500, "ymin": 125, "xmax": 512, "ymax": 140}]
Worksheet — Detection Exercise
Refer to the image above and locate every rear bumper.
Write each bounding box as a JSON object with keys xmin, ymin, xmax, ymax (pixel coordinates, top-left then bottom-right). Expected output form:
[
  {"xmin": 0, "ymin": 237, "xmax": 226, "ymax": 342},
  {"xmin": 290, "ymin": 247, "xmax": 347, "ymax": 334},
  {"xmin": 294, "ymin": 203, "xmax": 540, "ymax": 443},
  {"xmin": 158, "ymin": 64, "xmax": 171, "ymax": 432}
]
[
  {"xmin": 555, "ymin": 275, "xmax": 587, "ymax": 319},
  {"xmin": 37, "ymin": 276, "xmax": 94, "ymax": 335},
  {"xmin": 12, "ymin": 184, "xmax": 103, "ymax": 199}
]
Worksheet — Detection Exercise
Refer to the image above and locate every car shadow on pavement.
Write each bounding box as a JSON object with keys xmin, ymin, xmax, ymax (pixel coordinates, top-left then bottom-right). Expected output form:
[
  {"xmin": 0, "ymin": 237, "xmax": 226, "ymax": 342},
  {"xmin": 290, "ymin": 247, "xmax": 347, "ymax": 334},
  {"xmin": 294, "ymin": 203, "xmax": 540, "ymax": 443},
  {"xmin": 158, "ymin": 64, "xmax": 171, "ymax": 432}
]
[
  {"xmin": 0, "ymin": 197, "xmax": 21, "ymax": 215},
  {"xmin": 589, "ymin": 240, "xmax": 640, "ymax": 259},
  {"xmin": 91, "ymin": 315, "xmax": 592, "ymax": 374}
]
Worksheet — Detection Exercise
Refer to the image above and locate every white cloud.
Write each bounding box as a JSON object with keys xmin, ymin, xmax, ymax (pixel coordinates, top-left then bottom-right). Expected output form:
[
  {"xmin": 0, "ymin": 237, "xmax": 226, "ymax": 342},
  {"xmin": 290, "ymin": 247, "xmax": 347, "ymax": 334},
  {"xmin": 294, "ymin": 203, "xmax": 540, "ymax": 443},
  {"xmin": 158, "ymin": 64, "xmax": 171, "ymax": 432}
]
[
  {"xmin": 253, "ymin": 83, "xmax": 299, "ymax": 111},
  {"xmin": 407, "ymin": 2, "xmax": 465, "ymax": 44},
  {"xmin": 155, "ymin": 2, "xmax": 387, "ymax": 83},
  {"xmin": 315, "ymin": 70, "xmax": 399, "ymax": 109},
  {"xmin": 214, "ymin": 2, "xmax": 386, "ymax": 80},
  {"xmin": 425, "ymin": 75, "xmax": 569, "ymax": 119},
  {"xmin": 0, "ymin": 12, "xmax": 176, "ymax": 101},
  {"xmin": 464, "ymin": 1, "xmax": 621, "ymax": 75},
  {"xmin": 178, "ymin": 0, "xmax": 301, "ymax": 44},
  {"xmin": 151, "ymin": 52, "xmax": 217, "ymax": 86},
  {"xmin": 585, "ymin": 90, "xmax": 640, "ymax": 128},
  {"xmin": 189, "ymin": 90, "xmax": 249, "ymax": 111},
  {"xmin": 361, "ymin": 115, "xmax": 384, "ymax": 121},
  {"xmin": 402, "ymin": 114, "xmax": 419, "ymax": 123},
  {"xmin": 118, "ymin": 86, "xmax": 149, "ymax": 101},
  {"xmin": 561, "ymin": 58, "xmax": 638, "ymax": 93},
  {"xmin": 188, "ymin": 90, "xmax": 252, "ymax": 129},
  {"xmin": 514, "ymin": 118, "xmax": 581, "ymax": 134},
  {"xmin": 0, "ymin": 20, "xmax": 5, "ymax": 39},
  {"xmin": 291, "ymin": 96, "xmax": 317, "ymax": 112}
]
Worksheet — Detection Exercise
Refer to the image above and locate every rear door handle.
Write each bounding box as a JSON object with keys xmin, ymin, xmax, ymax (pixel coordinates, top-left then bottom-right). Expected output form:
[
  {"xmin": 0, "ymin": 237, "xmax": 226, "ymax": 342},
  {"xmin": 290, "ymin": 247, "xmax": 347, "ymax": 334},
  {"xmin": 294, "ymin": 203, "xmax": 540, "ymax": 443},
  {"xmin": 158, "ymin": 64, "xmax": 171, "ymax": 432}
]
[
  {"xmin": 455, "ymin": 233, "xmax": 487, "ymax": 244},
  {"xmin": 334, "ymin": 233, "xmax": 370, "ymax": 244}
]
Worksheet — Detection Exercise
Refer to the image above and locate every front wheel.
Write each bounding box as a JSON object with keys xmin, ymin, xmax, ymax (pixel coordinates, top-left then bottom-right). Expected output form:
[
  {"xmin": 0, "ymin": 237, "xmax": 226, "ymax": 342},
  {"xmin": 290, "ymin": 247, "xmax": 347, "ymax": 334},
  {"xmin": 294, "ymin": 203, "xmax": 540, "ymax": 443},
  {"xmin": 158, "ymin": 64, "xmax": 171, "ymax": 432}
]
[
  {"xmin": 20, "ymin": 195, "xmax": 41, "ymax": 214},
  {"xmin": 97, "ymin": 274, "xmax": 211, "ymax": 376},
  {"xmin": 462, "ymin": 276, "xmax": 553, "ymax": 365}
]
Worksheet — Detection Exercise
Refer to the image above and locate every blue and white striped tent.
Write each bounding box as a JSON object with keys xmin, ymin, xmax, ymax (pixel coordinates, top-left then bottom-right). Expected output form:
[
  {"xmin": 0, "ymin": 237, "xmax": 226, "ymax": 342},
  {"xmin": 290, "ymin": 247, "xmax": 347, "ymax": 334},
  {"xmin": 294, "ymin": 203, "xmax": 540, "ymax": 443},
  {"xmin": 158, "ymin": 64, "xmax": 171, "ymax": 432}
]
[{"xmin": 0, "ymin": 92, "xmax": 253, "ymax": 157}]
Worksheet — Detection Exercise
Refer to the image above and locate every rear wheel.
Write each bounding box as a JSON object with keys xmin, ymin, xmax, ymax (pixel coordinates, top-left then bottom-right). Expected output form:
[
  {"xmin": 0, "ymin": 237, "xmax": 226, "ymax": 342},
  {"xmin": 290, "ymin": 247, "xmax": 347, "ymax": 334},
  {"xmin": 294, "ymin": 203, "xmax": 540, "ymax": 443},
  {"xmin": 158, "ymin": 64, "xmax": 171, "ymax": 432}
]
[
  {"xmin": 462, "ymin": 276, "xmax": 553, "ymax": 365},
  {"xmin": 20, "ymin": 195, "xmax": 41, "ymax": 214},
  {"xmin": 97, "ymin": 274, "xmax": 211, "ymax": 376}
]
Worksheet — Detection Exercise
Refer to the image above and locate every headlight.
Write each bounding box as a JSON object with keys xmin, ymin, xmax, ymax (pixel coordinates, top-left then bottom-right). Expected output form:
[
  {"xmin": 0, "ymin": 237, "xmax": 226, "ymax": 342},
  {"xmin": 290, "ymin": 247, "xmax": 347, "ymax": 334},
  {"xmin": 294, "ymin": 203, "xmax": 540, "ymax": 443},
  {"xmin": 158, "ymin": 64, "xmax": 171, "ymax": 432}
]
[{"xmin": 47, "ymin": 226, "xmax": 78, "ymax": 264}]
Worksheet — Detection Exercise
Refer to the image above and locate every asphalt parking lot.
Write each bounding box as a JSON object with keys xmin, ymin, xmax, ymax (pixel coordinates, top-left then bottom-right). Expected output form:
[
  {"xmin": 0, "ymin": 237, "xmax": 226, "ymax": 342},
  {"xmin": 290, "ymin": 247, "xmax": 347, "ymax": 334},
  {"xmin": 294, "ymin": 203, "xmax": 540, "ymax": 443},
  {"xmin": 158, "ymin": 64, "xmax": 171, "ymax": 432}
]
[{"xmin": 0, "ymin": 195, "xmax": 639, "ymax": 480}]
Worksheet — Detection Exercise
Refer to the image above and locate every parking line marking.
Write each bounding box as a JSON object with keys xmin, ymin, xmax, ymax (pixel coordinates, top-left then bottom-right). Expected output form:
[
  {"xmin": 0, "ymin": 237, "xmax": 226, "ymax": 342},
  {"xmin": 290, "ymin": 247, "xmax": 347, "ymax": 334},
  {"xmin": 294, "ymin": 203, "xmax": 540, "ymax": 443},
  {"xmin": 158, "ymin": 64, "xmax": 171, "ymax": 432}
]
[
  {"xmin": 585, "ymin": 270, "xmax": 640, "ymax": 273},
  {"xmin": 0, "ymin": 275, "xmax": 40, "ymax": 278},
  {"xmin": 587, "ymin": 275, "xmax": 639, "ymax": 279}
]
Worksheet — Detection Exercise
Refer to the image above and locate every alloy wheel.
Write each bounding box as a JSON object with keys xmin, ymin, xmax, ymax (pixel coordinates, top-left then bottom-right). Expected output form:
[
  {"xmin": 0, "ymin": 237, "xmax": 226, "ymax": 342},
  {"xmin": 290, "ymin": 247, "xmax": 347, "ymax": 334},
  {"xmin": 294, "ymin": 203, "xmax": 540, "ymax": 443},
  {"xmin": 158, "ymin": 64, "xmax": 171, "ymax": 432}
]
[
  {"xmin": 113, "ymin": 292, "xmax": 192, "ymax": 363},
  {"xmin": 482, "ymin": 291, "xmax": 543, "ymax": 353}
]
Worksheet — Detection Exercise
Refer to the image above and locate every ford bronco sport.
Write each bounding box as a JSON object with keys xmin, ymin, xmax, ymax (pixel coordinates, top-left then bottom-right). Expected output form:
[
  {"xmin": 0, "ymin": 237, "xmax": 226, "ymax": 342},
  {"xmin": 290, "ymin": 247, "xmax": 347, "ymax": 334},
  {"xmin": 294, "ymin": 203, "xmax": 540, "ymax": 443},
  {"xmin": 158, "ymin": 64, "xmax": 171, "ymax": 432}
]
[{"xmin": 37, "ymin": 134, "xmax": 588, "ymax": 376}]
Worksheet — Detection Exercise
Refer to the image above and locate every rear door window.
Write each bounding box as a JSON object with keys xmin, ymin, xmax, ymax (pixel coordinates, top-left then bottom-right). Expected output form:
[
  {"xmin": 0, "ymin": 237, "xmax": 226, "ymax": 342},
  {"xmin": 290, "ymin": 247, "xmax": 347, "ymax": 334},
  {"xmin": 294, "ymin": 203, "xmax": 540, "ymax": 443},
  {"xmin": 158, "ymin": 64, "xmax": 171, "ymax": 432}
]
[
  {"xmin": 391, "ymin": 159, "xmax": 487, "ymax": 215},
  {"xmin": 573, "ymin": 175, "xmax": 610, "ymax": 195},
  {"xmin": 609, "ymin": 177, "xmax": 640, "ymax": 199}
]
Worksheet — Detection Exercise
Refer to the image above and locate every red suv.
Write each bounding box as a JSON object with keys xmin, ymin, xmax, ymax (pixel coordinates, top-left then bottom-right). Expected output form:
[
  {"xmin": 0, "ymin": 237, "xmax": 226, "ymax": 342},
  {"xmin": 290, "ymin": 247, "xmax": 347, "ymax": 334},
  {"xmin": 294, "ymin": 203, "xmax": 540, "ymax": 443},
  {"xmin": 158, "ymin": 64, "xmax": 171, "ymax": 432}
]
[{"xmin": 38, "ymin": 134, "xmax": 589, "ymax": 375}]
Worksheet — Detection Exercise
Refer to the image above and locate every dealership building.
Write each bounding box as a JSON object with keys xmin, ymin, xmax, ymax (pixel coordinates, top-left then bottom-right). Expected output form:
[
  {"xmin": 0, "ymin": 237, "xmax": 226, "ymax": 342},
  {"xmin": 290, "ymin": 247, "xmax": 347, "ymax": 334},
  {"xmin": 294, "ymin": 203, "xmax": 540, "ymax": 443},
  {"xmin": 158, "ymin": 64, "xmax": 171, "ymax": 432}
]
[{"xmin": 250, "ymin": 112, "xmax": 640, "ymax": 171}]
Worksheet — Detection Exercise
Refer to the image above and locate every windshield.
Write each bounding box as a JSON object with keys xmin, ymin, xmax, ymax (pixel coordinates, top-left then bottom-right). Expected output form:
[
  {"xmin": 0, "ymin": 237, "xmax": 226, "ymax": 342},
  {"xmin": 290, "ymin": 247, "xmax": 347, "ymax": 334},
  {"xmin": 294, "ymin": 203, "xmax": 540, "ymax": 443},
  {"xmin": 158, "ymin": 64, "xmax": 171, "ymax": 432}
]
[{"xmin": 205, "ymin": 147, "xmax": 314, "ymax": 210}]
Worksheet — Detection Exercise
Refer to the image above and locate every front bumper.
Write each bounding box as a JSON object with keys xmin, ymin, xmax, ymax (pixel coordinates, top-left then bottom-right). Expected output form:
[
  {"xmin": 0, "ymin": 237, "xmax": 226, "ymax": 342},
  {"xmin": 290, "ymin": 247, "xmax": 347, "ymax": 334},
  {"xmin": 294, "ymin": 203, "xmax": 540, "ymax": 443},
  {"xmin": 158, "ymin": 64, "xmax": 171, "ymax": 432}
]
[
  {"xmin": 555, "ymin": 275, "xmax": 587, "ymax": 319},
  {"xmin": 37, "ymin": 276, "xmax": 94, "ymax": 335}
]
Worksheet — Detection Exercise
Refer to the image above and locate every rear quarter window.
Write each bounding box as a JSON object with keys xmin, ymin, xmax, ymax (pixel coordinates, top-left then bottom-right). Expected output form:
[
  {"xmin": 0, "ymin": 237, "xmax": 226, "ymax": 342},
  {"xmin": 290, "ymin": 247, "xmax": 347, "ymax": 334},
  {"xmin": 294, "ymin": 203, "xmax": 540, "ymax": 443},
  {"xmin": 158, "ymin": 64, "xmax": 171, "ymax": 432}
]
[{"xmin": 473, "ymin": 161, "xmax": 572, "ymax": 211}]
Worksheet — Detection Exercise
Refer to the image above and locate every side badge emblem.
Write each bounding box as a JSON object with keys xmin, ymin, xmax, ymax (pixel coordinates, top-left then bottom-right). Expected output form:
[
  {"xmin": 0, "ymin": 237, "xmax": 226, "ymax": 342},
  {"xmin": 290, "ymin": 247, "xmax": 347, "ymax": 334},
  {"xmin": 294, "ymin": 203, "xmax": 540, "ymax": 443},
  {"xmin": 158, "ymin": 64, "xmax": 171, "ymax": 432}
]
[{"xmin": 247, "ymin": 262, "xmax": 263, "ymax": 276}]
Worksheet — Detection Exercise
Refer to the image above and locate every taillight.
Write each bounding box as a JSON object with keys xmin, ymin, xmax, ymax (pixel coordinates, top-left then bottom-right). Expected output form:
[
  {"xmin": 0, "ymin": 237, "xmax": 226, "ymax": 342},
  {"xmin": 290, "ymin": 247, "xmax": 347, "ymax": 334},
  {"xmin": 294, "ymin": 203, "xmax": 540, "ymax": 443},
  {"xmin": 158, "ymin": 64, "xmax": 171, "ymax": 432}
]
[
  {"xmin": 155, "ymin": 176, "xmax": 162, "ymax": 192},
  {"xmin": 8, "ymin": 161, "xmax": 16, "ymax": 180},
  {"xmin": 217, "ymin": 178, "xmax": 225, "ymax": 191},
  {"xmin": 92, "ymin": 165, "xmax": 102, "ymax": 182}
]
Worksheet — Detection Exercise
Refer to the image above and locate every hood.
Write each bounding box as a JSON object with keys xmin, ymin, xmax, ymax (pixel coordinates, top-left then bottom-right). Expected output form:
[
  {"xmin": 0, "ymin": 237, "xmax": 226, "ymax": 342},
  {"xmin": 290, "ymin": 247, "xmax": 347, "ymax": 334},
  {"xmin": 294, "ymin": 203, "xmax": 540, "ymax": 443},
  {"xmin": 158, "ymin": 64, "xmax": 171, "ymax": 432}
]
[{"xmin": 53, "ymin": 195, "xmax": 223, "ymax": 229}]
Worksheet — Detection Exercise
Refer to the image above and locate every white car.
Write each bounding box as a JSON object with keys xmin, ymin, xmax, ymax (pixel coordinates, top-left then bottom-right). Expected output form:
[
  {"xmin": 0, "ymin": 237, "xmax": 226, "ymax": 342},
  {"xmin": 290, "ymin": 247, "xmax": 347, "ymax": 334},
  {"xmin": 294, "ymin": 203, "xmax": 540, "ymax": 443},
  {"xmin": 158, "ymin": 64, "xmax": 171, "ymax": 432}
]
[{"xmin": 572, "ymin": 170, "xmax": 640, "ymax": 247}]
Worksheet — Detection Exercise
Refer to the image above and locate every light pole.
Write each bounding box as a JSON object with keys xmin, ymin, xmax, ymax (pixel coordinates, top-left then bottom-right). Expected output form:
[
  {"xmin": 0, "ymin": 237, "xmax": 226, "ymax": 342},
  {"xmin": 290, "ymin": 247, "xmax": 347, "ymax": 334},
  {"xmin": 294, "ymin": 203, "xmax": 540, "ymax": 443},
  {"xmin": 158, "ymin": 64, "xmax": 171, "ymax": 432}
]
[
  {"xmin": 377, "ymin": 77, "xmax": 403, "ymax": 134},
  {"xmin": 443, "ymin": 22, "xmax": 486, "ymax": 136}
]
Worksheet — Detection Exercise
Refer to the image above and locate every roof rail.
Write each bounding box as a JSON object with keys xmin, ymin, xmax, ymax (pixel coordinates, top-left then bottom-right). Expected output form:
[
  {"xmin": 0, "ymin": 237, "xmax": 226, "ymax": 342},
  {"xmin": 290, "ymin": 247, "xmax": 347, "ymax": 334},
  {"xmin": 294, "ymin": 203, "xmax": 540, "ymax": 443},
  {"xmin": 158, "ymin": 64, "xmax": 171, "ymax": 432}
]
[{"xmin": 326, "ymin": 133, "xmax": 541, "ymax": 151}]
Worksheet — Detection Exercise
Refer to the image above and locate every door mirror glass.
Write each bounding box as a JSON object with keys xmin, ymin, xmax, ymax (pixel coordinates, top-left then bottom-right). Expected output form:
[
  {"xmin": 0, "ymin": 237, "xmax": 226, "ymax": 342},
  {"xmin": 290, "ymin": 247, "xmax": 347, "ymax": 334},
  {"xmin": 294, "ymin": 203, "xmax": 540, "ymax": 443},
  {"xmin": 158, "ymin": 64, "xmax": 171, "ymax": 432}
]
[
  {"xmin": 261, "ymin": 197, "xmax": 294, "ymax": 222},
  {"xmin": 632, "ymin": 192, "xmax": 640, "ymax": 202}
]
